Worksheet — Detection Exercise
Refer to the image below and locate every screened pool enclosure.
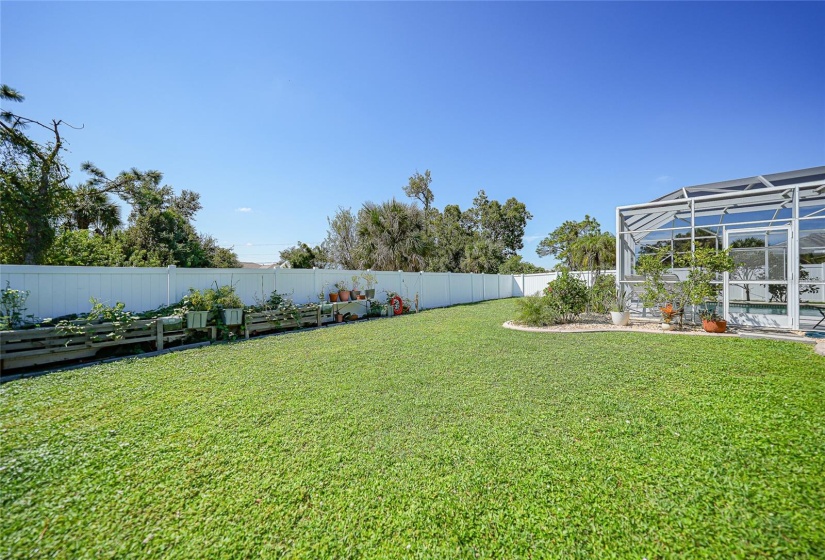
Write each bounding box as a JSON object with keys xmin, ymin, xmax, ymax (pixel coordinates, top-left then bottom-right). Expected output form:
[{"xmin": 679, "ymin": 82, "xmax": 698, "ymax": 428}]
[{"xmin": 616, "ymin": 166, "xmax": 825, "ymax": 330}]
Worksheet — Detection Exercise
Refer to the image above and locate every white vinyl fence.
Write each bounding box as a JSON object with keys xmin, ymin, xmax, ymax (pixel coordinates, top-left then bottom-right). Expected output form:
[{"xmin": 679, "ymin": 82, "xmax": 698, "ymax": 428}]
[
  {"xmin": 0, "ymin": 265, "xmax": 528, "ymax": 320},
  {"xmin": 514, "ymin": 270, "xmax": 612, "ymax": 297}
]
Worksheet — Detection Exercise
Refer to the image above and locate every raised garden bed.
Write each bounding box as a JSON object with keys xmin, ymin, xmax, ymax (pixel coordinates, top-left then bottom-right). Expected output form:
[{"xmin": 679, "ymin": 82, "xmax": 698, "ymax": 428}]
[
  {"xmin": 244, "ymin": 307, "xmax": 321, "ymax": 339},
  {"xmin": 0, "ymin": 318, "xmax": 191, "ymax": 372}
]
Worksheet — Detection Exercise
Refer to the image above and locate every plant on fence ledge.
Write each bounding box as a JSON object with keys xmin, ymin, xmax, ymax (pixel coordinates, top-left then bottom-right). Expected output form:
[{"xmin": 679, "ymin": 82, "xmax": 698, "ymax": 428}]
[
  {"xmin": 0, "ymin": 282, "xmax": 30, "ymax": 330},
  {"xmin": 361, "ymin": 272, "xmax": 378, "ymax": 299},
  {"xmin": 56, "ymin": 298, "xmax": 138, "ymax": 342}
]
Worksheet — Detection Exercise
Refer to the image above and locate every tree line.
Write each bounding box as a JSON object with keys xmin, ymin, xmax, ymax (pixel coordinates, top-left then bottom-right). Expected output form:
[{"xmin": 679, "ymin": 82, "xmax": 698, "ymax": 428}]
[
  {"xmin": 0, "ymin": 86, "xmax": 239, "ymax": 267},
  {"xmin": 279, "ymin": 171, "xmax": 547, "ymax": 274},
  {"xmin": 280, "ymin": 174, "xmax": 617, "ymax": 275}
]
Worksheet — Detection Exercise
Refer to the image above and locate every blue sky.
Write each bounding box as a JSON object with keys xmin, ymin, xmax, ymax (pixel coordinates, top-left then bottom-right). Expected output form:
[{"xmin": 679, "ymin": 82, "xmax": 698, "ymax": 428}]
[{"xmin": 2, "ymin": 1, "xmax": 823, "ymax": 267}]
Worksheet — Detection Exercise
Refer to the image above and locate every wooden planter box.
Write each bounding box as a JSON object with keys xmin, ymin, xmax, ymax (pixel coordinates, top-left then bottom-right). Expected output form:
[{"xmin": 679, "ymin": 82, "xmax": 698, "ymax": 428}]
[{"xmin": 244, "ymin": 307, "xmax": 321, "ymax": 339}]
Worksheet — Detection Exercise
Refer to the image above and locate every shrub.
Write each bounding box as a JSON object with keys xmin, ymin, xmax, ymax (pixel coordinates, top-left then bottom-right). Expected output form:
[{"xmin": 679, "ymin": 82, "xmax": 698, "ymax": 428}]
[
  {"xmin": 514, "ymin": 295, "xmax": 561, "ymax": 326},
  {"xmin": 588, "ymin": 274, "xmax": 616, "ymax": 313},
  {"xmin": 543, "ymin": 270, "xmax": 588, "ymax": 323}
]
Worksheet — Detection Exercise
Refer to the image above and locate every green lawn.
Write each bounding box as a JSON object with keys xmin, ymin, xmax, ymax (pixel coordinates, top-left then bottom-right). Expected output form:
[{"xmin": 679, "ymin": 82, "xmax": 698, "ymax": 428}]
[{"xmin": 2, "ymin": 299, "xmax": 824, "ymax": 558}]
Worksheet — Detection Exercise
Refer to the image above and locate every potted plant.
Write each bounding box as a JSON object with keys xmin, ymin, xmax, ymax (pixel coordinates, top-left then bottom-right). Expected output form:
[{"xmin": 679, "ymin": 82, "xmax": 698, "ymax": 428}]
[
  {"xmin": 659, "ymin": 303, "xmax": 681, "ymax": 331},
  {"xmin": 361, "ymin": 272, "xmax": 378, "ymax": 299},
  {"xmin": 699, "ymin": 308, "xmax": 727, "ymax": 333},
  {"xmin": 335, "ymin": 281, "xmax": 350, "ymax": 302},
  {"xmin": 637, "ymin": 246, "xmax": 734, "ymax": 330},
  {"xmin": 181, "ymin": 288, "xmax": 211, "ymax": 328},
  {"xmin": 211, "ymin": 284, "xmax": 244, "ymax": 326},
  {"xmin": 350, "ymin": 275, "xmax": 362, "ymax": 299},
  {"xmin": 609, "ymin": 287, "xmax": 631, "ymax": 326}
]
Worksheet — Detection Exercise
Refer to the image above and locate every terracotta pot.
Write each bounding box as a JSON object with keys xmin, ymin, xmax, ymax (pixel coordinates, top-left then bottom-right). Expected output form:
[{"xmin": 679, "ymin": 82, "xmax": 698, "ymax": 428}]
[
  {"xmin": 329, "ymin": 292, "xmax": 339, "ymax": 303},
  {"xmin": 702, "ymin": 319, "xmax": 727, "ymax": 333},
  {"xmin": 351, "ymin": 290, "xmax": 361, "ymax": 299},
  {"xmin": 338, "ymin": 290, "xmax": 351, "ymax": 302},
  {"xmin": 357, "ymin": 294, "xmax": 366, "ymax": 300},
  {"xmin": 335, "ymin": 313, "xmax": 344, "ymax": 323}
]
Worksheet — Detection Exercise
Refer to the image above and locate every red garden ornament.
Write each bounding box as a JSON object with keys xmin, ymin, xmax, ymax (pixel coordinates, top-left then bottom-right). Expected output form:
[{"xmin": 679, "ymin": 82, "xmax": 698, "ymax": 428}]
[{"xmin": 390, "ymin": 295, "xmax": 403, "ymax": 316}]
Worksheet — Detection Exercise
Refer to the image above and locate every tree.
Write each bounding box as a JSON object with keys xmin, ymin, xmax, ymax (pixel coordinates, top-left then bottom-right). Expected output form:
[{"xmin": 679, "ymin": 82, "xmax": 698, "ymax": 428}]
[
  {"xmin": 537, "ymin": 215, "xmax": 602, "ymax": 270},
  {"xmin": 569, "ymin": 232, "xmax": 616, "ymax": 276},
  {"xmin": 427, "ymin": 205, "xmax": 472, "ymax": 272},
  {"xmin": 403, "ymin": 170, "xmax": 434, "ymax": 235},
  {"xmin": 323, "ymin": 207, "xmax": 362, "ymax": 269},
  {"xmin": 357, "ymin": 199, "xmax": 428, "ymax": 271},
  {"xmin": 63, "ymin": 184, "xmax": 122, "ymax": 235},
  {"xmin": 279, "ymin": 242, "xmax": 327, "ymax": 269},
  {"xmin": 43, "ymin": 230, "xmax": 125, "ymax": 266},
  {"xmin": 498, "ymin": 255, "xmax": 546, "ymax": 274},
  {"xmin": 72, "ymin": 164, "xmax": 238, "ymax": 268},
  {"xmin": 469, "ymin": 191, "xmax": 533, "ymax": 258},
  {"xmin": 0, "ymin": 85, "xmax": 74, "ymax": 264}
]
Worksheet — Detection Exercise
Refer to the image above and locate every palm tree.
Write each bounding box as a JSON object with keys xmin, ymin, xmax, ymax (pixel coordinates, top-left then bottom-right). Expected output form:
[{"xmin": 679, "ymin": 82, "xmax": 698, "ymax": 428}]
[
  {"xmin": 357, "ymin": 199, "xmax": 428, "ymax": 271},
  {"xmin": 570, "ymin": 232, "xmax": 616, "ymax": 277},
  {"xmin": 67, "ymin": 185, "xmax": 121, "ymax": 235}
]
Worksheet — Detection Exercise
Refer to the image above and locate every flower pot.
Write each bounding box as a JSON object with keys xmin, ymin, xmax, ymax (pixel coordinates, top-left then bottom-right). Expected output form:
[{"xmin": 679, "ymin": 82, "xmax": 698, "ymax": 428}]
[
  {"xmin": 350, "ymin": 314, "xmax": 359, "ymax": 321},
  {"xmin": 660, "ymin": 322, "xmax": 675, "ymax": 331},
  {"xmin": 329, "ymin": 292, "xmax": 339, "ymax": 303},
  {"xmin": 338, "ymin": 290, "xmax": 351, "ymax": 302},
  {"xmin": 351, "ymin": 290, "xmax": 361, "ymax": 299},
  {"xmin": 702, "ymin": 319, "xmax": 727, "ymax": 333},
  {"xmin": 186, "ymin": 310, "xmax": 209, "ymax": 329},
  {"xmin": 357, "ymin": 294, "xmax": 366, "ymax": 300},
  {"xmin": 365, "ymin": 289, "xmax": 376, "ymax": 299},
  {"xmin": 335, "ymin": 313, "xmax": 344, "ymax": 323},
  {"xmin": 221, "ymin": 308, "xmax": 244, "ymax": 326},
  {"xmin": 610, "ymin": 311, "xmax": 630, "ymax": 326}
]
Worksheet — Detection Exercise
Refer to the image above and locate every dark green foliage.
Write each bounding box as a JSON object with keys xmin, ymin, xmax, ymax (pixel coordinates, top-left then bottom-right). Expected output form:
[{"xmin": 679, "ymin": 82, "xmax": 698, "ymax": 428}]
[
  {"xmin": 0, "ymin": 86, "xmax": 72, "ymax": 264},
  {"xmin": 279, "ymin": 241, "xmax": 327, "ymax": 269},
  {"xmin": 514, "ymin": 294, "xmax": 561, "ymax": 326},
  {"xmin": 2, "ymin": 299, "xmax": 823, "ymax": 557},
  {"xmin": 498, "ymin": 255, "xmax": 546, "ymax": 274},
  {"xmin": 588, "ymin": 273, "xmax": 616, "ymax": 313},
  {"xmin": 543, "ymin": 269, "xmax": 589, "ymax": 322},
  {"xmin": 536, "ymin": 215, "xmax": 601, "ymax": 270},
  {"xmin": 43, "ymin": 229, "xmax": 125, "ymax": 266}
]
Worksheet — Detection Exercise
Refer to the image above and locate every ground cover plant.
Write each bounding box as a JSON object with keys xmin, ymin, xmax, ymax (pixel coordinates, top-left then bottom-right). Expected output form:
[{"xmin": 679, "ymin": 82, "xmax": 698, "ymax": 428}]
[{"xmin": 1, "ymin": 299, "xmax": 824, "ymax": 558}]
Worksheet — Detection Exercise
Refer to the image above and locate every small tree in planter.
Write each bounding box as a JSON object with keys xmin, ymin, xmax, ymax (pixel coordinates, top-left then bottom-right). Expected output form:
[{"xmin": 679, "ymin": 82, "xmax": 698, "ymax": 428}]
[
  {"xmin": 351, "ymin": 276, "xmax": 365, "ymax": 299},
  {"xmin": 361, "ymin": 272, "xmax": 378, "ymax": 299},
  {"xmin": 209, "ymin": 284, "xmax": 244, "ymax": 326},
  {"xmin": 637, "ymin": 246, "xmax": 734, "ymax": 328},
  {"xmin": 335, "ymin": 281, "xmax": 350, "ymax": 302}
]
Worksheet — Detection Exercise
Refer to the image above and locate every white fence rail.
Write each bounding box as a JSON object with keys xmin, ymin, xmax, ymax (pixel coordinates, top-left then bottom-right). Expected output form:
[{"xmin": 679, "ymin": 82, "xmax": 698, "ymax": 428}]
[{"xmin": 0, "ymin": 265, "xmax": 525, "ymax": 319}]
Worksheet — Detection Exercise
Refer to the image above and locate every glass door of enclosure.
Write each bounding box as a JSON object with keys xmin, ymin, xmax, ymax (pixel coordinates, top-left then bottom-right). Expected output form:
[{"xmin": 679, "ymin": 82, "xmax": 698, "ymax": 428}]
[{"xmin": 724, "ymin": 227, "xmax": 793, "ymax": 328}]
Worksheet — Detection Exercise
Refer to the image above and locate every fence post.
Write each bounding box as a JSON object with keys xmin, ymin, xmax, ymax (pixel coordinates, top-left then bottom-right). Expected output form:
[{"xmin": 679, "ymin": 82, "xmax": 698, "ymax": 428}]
[
  {"xmin": 470, "ymin": 273, "xmax": 474, "ymax": 302},
  {"xmin": 167, "ymin": 265, "xmax": 177, "ymax": 306},
  {"xmin": 448, "ymin": 272, "xmax": 452, "ymax": 306},
  {"xmin": 313, "ymin": 267, "xmax": 318, "ymax": 304},
  {"xmin": 274, "ymin": 266, "xmax": 279, "ymax": 293},
  {"xmin": 419, "ymin": 271, "xmax": 424, "ymax": 310}
]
